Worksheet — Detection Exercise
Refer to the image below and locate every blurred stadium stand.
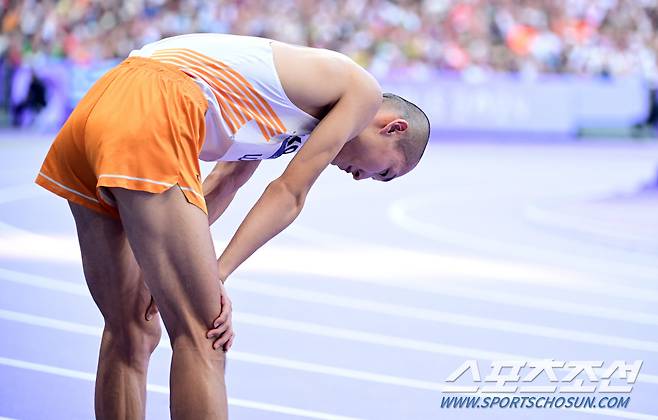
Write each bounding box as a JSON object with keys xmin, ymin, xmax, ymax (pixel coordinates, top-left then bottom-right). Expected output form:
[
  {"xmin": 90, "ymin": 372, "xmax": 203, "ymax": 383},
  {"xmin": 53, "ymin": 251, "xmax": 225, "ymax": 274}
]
[{"xmin": 1, "ymin": 0, "xmax": 657, "ymax": 135}]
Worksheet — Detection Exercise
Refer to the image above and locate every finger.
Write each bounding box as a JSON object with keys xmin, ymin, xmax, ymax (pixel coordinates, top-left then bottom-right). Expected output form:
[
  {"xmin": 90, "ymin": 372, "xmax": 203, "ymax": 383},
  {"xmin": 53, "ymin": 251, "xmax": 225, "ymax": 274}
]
[
  {"xmin": 224, "ymin": 334, "xmax": 235, "ymax": 352},
  {"xmin": 207, "ymin": 324, "xmax": 229, "ymax": 339},
  {"xmin": 213, "ymin": 330, "xmax": 233, "ymax": 350},
  {"xmin": 213, "ymin": 302, "xmax": 232, "ymax": 328},
  {"xmin": 145, "ymin": 296, "xmax": 159, "ymax": 321},
  {"xmin": 213, "ymin": 310, "xmax": 229, "ymax": 329},
  {"xmin": 207, "ymin": 323, "xmax": 230, "ymax": 339}
]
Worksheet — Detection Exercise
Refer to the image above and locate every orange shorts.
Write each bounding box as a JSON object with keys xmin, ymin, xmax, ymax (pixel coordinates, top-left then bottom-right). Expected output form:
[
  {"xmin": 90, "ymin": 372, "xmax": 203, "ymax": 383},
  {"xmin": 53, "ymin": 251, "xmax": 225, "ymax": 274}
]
[{"xmin": 35, "ymin": 56, "xmax": 208, "ymax": 219}]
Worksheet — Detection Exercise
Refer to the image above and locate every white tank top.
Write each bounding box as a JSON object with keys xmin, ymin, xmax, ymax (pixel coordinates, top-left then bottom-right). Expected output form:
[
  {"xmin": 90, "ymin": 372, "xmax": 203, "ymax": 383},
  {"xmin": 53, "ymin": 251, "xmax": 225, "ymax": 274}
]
[{"xmin": 129, "ymin": 33, "xmax": 319, "ymax": 162}]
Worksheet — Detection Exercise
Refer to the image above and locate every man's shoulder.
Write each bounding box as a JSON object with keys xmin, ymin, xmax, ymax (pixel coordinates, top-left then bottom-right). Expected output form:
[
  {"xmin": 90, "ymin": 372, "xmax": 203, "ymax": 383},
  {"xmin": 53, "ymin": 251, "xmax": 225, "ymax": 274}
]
[{"xmin": 272, "ymin": 41, "xmax": 381, "ymax": 115}]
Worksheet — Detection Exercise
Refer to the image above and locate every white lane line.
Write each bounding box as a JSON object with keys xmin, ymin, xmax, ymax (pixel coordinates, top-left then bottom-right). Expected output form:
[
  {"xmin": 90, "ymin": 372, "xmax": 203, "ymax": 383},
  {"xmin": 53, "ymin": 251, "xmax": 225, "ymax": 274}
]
[
  {"xmin": 3, "ymin": 235, "xmax": 658, "ymax": 336},
  {"xmin": 271, "ymin": 225, "xmax": 658, "ymax": 326},
  {"xmin": 227, "ymin": 353, "xmax": 443, "ymax": 391},
  {"xmin": 237, "ymin": 312, "xmax": 658, "ymax": 386},
  {"xmin": 0, "ymin": 224, "xmax": 583, "ymax": 288},
  {"xmin": 297, "ymin": 275, "xmax": 658, "ymax": 327},
  {"xmin": 287, "ymin": 223, "xmax": 658, "ymax": 304},
  {"xmin": 231, "ymin": 279, "xmax": 658, "ymax": 352},
  {"xmin": 3, "ymin": 267, "xmax": 658, "ymax": 354},
  {"xmin": 3, "ymin": 189, "xmax": 658, "ymax": 307},
  {"xmin": 6, "ymin": 354, "xmax": 654, "ymax": 420},
  {"xmin": 0, "ymin": 267, "xmax": 88, "ymax": 296},
  {"xmin": 0, "ymin": 308, "xmax": 444, "ymax": 392},
  {"xmin": 3, "ymin": 214, "xmax": 658, "ymax": 306},
  {"xmin": 268, "ymin": 227, "xmax": 658, "ymax": 325},
  {"xmin": 265, "ymin": 228, "xmax": 658, "ymax": 326},
  {"xmin": 0, "ymin": 309, "xmax": 100, "ymax": 336},
  {"xmin": 525, "ymin": 204, "xmax": 658, "ymax": 249},
  {"xmin": 0, "ymin": 356, "xmax": 363, "ymax": 420},
  {"xmin": 3, "ymin": 311, "xmax": 658, "ymax": 420},
  {"xmin": 8, "ymin": 230, "xmax": 654, "ymax": 323},
  {"xmin": 0, "ymin": 183, "xmax": 48, "ymax": 205},
  {"xmin": 2, "ymin": 267, "xmax": 658, "ymax": 386},
  {"xmin": 388, "ymin": 195, "xmax": 658, "ymax": 285},
  {"xmin": 0, "ymin": 222, "xmax": 81, "ymax": 263}
]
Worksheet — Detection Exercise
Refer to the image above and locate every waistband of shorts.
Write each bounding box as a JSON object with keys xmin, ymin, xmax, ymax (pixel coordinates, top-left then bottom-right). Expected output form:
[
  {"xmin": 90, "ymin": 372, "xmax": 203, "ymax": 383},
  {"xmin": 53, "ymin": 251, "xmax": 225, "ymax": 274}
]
[{"xmin": 119, "ymin": 56, "xmax": 207, "ymax": 108}]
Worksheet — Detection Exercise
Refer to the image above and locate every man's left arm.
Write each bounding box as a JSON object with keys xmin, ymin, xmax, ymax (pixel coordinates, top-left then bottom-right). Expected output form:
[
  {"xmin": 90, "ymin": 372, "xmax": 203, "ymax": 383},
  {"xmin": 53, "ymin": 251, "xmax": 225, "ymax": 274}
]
[
  {"xmin": 215, "ymin": 72, "xmax": 381, "ymax": 282},
  {"xmin": 203, "ymin": 160, "xmax": 260, "ymax": 226}
]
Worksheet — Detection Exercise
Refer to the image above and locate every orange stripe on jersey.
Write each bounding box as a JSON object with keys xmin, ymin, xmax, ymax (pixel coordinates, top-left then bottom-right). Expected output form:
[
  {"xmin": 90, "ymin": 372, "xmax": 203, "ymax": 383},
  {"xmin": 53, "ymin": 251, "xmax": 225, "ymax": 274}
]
[
  {"xmin": 168, "ymin": 55, "xmax": 273, "ymax": 139},
  {"xmin": 155, "ymin": 48, "xmax": 287, "ymax": 139},
  {"xmin": 154, "ymin": 52, "xmax": 274, "ymax": 139},
  {"xmin": 153, "ymin": 52, "xmax": 274, "ymax": 139},
  {"xmin": 155, "ymin": 48, "xmax": 283, "ymax": 138},
  {"xmin": 153, "ymin": 55, "xmax": 250, "ymax": 135},
  {"xmin": 161, "ymin": 49, "xmax": 280, "ymax": 138},
  {"xmin": 152, "ymin": 56, "xmax": 240, "ymax": 132},
  {"xmin": 182, "ymin": 71, "xmax": 240, "ymax": 132},
  {"xmin": 177, "ymin": 48, "xmax": 287, "ymax": 133},
  {"xmin": 151, "ymin": 55, "xmax": 246, "ymax": 132}
]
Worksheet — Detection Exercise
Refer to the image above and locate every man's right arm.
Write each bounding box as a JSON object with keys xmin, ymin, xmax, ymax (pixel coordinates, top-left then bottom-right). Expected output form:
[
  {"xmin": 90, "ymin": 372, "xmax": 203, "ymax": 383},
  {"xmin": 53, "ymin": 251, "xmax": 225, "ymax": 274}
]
[
  {"xmin": 203, "ymin": 160, "xmax": 260, "ymax": 226},
  {"xmin": 215, "ymin": 66, "xmax": 382, "ymax": 281}
]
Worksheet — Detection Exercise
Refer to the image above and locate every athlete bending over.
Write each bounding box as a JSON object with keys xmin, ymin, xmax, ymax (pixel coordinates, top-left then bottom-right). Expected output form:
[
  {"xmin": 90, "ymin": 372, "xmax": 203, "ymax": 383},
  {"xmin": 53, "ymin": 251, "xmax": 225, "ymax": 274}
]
[{"xmin": 36, "ymin": 33, "xmax": 430, "ymax": 420}]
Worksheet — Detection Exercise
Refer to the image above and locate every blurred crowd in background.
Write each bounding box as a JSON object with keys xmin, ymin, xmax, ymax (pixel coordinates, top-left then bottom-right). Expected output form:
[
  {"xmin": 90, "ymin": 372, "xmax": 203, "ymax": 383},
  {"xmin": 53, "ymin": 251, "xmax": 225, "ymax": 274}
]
[
  {"xmin": 1, "ymin": 0, "xmax": 658, "ymax": 129},
  {"xmin": 3, "ymin": 0, "xmax": 658, "ymax": 77}
]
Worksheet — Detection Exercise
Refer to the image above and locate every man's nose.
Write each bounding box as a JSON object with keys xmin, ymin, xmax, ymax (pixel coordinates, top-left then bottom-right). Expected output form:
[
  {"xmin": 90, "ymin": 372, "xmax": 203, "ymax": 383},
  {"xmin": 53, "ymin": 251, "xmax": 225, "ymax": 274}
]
[{"xmin": 353, "ymin": 170, "xmax": 367, "ymax": 180}]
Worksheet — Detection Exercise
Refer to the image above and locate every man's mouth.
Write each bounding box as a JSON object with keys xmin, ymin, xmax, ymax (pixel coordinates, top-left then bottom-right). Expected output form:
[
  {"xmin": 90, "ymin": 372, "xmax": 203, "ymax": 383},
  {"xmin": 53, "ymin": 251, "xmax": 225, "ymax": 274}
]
[{"xmin": 338, "ymin": 165, "xmax": 356, "ymax": 175}]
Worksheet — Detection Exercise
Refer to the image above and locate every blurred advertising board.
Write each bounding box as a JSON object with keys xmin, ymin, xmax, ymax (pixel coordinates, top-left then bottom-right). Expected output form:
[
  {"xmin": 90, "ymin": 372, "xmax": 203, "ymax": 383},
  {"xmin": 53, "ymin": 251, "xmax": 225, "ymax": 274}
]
[
  {"xmin": 15, "ymin": 59, "xmax": 650, "ymax": 135},
  {"xmin": 384, "ymin": 73, "xmax": 648, "ymax": 134}
]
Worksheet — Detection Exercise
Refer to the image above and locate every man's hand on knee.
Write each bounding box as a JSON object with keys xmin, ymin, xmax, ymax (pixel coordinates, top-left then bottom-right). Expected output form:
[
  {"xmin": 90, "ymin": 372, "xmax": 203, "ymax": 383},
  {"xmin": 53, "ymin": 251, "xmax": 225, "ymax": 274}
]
[{"xmin": 206, "ymin": 282, "xmax": 234, "ymax": 352}]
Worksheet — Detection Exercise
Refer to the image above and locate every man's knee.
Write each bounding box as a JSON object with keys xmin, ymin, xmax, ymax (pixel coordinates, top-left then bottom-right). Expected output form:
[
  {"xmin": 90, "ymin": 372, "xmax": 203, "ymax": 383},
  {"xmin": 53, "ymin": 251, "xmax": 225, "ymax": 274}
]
[
  {"xmin": 166, "ymin": 315, "xmax": 224, "ymax": 359},
  {"xmin": 103, "ymin": 316, "xmax": 162, "ymax": 363},
  {"xmin": 170, "ymin": 330, "xmax": 227, "ymax": 373}
]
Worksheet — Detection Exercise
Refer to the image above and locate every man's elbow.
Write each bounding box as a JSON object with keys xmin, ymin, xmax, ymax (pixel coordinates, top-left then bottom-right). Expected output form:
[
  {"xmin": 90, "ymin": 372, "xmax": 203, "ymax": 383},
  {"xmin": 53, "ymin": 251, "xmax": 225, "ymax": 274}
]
[{"xmin": 269, "ymin": 178, "xmax": 306, "ymax": 211}]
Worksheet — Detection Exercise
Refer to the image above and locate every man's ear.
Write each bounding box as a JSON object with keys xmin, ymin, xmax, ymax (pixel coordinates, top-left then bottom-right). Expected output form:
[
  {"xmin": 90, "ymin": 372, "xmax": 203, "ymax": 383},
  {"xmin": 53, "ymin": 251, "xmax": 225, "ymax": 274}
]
[{"xmin": 381, "ymin": 119, "xmax": 408, "ymax": 134}]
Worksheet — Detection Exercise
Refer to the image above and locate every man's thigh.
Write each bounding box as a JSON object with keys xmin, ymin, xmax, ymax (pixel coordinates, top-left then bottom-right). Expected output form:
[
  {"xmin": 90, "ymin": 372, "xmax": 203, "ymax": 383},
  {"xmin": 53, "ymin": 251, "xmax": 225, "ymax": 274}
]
[
  {"xmin": 69, "ymin": 202, "xmax": 157, "ymax": 331},
  {"xmin": 108, "ymin": 186, "xmax": 222, "ymax": 342}
]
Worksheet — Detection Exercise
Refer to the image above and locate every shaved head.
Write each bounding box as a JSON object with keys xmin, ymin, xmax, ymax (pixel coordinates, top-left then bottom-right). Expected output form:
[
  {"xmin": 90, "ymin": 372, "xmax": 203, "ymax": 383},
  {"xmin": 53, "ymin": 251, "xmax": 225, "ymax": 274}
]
[{"xmin": 382, "ymin": 93, "xmax": 430, "ymax": 170}]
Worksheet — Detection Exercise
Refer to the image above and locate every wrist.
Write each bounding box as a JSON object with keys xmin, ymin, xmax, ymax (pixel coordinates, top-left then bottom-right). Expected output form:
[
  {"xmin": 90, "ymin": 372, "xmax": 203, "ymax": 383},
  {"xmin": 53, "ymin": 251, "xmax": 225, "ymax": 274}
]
[{"xmin": 217, "ymin": 262, "xmax": 229, "ymax": 284}]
